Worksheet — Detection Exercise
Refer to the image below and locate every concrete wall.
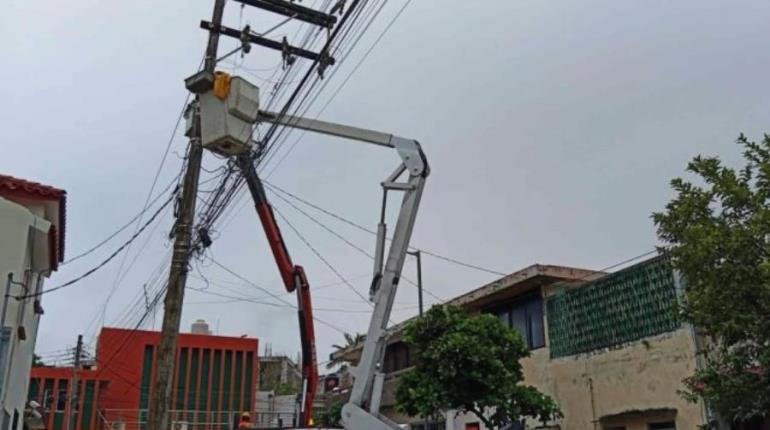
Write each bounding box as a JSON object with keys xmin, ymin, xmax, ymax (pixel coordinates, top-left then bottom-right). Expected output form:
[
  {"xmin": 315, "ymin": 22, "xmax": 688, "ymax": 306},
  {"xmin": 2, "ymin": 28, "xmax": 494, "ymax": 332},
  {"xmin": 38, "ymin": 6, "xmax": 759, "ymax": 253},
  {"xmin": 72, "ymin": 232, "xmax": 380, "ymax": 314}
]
[
  {"xmin": 445, "ymin": 329, "xmax": 705, "ymax": 430},
  {"xmin": 0, "ymin": 197, "xmax": 50, "ymax": 430}
]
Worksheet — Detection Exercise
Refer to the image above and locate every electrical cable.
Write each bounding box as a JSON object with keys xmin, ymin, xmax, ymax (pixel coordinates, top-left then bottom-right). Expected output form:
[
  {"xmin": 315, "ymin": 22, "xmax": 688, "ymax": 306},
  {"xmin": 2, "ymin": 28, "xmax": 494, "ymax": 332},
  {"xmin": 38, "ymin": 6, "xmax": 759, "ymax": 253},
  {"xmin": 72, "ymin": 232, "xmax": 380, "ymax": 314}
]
[
  {"xmin": 62, "ymin": 177, "xmax": 180, "ymax": 265},
  {"xmin": 206, "ymin": 257, "xmax": 357, "ymax": 335},
  {"xmin": 267, "ymin": 187, "xmax": 444, "ymax": 302},
  {"xmin": 108, "ymin": 55, "xmax": 204, "ymax": 289},
  {"xmin": 271, "ymin": 205, "xmax": 373, "ymax": 307},
  {"xmin": 16, "ymin": 194, "xmax": 176, "ymax": 300},
  {"xmin": 261, "ymin": 0, "xmax": 392, "ymax": 174},
  {"xmin": 263, "ymin": 180, "xmax": 507, "ymax": 276}
]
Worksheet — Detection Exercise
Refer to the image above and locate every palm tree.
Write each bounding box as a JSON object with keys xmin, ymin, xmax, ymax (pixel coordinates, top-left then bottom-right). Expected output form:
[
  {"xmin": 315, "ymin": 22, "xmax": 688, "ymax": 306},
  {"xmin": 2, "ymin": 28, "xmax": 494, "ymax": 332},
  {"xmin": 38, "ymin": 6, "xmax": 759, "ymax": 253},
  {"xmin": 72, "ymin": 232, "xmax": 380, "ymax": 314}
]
[{"xmin": 326, "ymin": 333, "xmax": 364, "ymax": 370}]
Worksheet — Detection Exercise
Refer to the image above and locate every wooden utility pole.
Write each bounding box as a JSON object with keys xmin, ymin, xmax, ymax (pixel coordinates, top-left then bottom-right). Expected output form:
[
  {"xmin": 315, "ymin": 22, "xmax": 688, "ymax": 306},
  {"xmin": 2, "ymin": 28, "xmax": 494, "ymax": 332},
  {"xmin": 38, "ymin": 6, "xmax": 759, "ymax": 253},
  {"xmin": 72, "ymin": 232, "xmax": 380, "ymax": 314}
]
[
  {"xmin": 146, "ymin": 1, "xmax": 226, "ymax": 429},
  {"xmin": 66, "ymin": 334, "xmax": 82, "ymax": 430}
]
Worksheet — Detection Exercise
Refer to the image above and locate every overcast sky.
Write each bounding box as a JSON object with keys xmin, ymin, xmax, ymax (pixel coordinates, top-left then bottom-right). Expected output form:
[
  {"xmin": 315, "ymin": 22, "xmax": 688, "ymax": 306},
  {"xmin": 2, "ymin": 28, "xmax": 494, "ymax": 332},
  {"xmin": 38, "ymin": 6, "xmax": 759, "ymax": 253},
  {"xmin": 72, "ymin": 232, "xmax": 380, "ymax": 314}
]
[{"xmin": 2, "ymin": 0, "xmax": 769, "ymax": 367}]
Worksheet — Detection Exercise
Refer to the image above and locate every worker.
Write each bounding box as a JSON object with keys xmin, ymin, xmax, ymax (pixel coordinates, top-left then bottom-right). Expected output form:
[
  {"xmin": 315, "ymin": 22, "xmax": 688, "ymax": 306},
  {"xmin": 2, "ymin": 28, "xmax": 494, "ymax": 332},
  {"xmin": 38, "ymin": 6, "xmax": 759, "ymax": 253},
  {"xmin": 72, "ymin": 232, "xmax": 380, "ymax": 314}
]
[{"xmin": 238, "ymin": 412, "xmax": 251, "ymax": 429}]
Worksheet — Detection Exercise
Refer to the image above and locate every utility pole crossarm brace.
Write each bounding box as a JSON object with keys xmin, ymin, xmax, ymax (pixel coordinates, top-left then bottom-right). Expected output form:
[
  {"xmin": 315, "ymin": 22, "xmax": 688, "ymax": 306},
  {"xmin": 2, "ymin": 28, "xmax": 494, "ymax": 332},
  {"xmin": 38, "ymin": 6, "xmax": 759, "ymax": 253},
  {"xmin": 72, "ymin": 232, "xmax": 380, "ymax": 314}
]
[{"xmin": 257, "ymin": 110, "xmax": 429, "ymax": 430}]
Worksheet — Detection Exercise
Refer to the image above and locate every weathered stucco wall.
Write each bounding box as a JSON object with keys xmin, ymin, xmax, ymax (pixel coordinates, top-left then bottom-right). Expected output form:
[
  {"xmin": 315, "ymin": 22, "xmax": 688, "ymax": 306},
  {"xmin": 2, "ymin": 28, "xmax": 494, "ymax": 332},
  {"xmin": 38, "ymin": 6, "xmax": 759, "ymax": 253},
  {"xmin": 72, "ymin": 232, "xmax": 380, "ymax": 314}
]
[
  {"xmin": 446, "ymin": 329, "xmax": 705, "ymax": 430},
  {"xmin": 527, "ymin": 328, "xmax": 705, "ymax": 429}
]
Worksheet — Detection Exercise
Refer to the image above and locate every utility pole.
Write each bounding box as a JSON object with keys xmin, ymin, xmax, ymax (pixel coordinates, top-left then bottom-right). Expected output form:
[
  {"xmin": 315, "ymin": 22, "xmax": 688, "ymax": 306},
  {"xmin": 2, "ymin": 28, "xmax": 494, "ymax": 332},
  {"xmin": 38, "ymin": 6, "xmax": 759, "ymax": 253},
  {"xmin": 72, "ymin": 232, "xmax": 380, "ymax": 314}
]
[
  {"xmin": 147, "ymin": 2, "xmax": 226, "ymax": 429},
  {"xmin": 407, "ymin": 250, "xmax": 424, "ymax": 316},
  {"xmin": 66, "ymin": 334, "xmax": 82, "ymax": 430}
]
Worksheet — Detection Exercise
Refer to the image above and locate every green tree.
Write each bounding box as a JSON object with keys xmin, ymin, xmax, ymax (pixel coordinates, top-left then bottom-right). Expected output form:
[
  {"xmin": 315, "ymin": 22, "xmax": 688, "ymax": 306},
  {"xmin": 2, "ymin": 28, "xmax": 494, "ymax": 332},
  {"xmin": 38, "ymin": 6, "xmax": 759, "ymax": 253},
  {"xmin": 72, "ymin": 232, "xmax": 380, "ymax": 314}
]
[
  {"xmin": 315, "ymin": 400, "xmax": 342, "ymax": 428},
  {"xmin": 32, "ymin": 353, "xmax": 45, "ymax": 367},
  {"xmin": 395, "ymin": 305, "xmax": 562, "ymax": 429},
  {"xmin": 653, "ymin": 134, "xmax": 770, "ymax": 426}
]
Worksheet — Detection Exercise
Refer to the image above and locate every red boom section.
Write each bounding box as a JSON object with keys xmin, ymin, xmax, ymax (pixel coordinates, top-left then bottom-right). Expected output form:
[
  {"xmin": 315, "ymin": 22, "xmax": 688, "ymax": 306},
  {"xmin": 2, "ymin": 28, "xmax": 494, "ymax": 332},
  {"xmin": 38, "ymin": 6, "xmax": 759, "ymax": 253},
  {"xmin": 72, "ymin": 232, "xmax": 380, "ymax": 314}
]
[
  {"xmin": 239, "ymin": 157, "xmax": 318, "ymax": 427},
  {"xmin": 256, "ymin": 204, "xmax": 296, "ymax": 291}
]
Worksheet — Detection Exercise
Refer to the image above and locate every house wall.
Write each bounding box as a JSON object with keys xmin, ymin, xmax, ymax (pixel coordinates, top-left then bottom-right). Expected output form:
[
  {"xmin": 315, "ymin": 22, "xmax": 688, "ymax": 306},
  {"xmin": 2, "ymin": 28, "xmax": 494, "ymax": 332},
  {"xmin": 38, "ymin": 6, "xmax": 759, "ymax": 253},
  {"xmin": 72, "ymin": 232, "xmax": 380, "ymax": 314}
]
[
  {"xmin": 446, "ymin": 329, "xmax": 704, "ymax": 430},
  {"xmin": 0, "ymin": 197, "xmax": 51, "ymax": 430}
]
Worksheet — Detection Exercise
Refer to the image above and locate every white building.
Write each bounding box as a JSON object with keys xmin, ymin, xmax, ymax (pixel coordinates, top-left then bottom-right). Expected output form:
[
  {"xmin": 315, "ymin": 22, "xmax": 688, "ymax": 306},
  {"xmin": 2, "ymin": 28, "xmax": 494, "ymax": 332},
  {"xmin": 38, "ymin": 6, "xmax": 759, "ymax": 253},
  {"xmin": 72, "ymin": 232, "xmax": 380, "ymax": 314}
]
[{"xmin": 0, "ymin": 174, "xmax": 65, "ymax": 430}]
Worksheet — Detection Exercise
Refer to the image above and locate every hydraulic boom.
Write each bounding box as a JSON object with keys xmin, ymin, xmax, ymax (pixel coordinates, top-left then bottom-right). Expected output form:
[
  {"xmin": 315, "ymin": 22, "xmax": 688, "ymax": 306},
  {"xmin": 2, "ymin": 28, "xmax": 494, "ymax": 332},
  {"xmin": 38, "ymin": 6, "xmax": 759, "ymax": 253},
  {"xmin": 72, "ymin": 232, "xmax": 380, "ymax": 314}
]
[
  {"xmin": 237, "ymin": 154, "xmax": 318, "ymax": 427},
  {"xmin": 256, "ymin": 110, "xmax": 430, "ymax": 430}
]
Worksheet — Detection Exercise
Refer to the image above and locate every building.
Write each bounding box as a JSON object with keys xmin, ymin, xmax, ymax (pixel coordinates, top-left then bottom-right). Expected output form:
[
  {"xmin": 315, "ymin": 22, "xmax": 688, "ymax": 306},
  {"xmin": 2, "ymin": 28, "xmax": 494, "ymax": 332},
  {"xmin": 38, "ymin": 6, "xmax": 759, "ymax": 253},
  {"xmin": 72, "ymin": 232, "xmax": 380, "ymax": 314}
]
[
  {"xmin": 28, "ymin": 367, "xmax": 106, "ymax": 430},
  {"xmin": 28, "ymin": 325, "xmax": 259, "ymax": 430},
  {"xmin": 254, "ymin": 354, "xmax": 303, "ymax": 427},
  {"xmin": 191, "ymin": 319, "xmax": 213, "ymax": 336},
  {"xmin": 258, "ymin": 355, "xmax": 301, "ymax": 393},
  {"xmin": 0, "ymin": 174, "xmax": 66, "ymax": 430},
  {"xmin": 332, "ymin": 256, "xmax": 712, "ymax": 430}
]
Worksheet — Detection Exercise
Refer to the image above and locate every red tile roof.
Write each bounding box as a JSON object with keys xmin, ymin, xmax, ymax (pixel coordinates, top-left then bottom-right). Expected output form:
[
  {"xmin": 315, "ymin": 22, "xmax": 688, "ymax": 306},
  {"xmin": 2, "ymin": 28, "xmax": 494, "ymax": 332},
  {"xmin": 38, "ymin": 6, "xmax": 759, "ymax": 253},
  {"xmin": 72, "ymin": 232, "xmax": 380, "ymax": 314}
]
[{"xmin": 0, "ymin": 174, "xmax": 67, "ymax": 268}]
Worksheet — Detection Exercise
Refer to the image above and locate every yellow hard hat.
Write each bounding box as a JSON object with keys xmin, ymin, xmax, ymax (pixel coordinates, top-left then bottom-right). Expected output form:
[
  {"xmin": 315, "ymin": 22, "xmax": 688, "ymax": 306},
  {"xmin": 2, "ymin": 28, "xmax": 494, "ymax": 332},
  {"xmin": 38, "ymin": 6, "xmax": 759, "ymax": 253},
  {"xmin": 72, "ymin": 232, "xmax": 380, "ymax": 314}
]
[{"xmin": 241, "ymin": 412, "xmax": 250, "ymax": 419}]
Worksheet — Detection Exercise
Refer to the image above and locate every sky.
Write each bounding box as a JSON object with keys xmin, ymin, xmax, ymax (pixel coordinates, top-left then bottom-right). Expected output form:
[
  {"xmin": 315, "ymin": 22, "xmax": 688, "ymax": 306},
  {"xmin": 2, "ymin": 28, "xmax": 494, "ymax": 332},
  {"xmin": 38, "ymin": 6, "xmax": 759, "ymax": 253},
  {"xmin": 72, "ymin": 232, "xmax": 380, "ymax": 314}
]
[{"xmin": 1, "ymin": 0, "xmax": 769, "ymax": 368}]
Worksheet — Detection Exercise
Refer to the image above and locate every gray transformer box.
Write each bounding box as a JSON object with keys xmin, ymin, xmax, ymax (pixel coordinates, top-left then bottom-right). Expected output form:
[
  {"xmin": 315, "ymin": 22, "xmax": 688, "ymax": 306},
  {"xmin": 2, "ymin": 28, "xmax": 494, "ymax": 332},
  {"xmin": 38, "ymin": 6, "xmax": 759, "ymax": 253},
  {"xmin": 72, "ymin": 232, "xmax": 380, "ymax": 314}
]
[{"xmin": 199, "ymin": 76, "xmax": 260, "ymax": 156}]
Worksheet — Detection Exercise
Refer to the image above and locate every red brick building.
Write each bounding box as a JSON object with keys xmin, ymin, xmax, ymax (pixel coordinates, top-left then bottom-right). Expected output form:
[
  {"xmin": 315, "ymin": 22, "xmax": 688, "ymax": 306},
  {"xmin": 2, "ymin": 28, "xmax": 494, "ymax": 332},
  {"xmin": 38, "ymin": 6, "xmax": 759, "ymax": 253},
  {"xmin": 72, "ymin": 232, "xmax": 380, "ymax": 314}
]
[{"xmin": 29, "ymin": 327, "xmax": 258, "ymax": 430}]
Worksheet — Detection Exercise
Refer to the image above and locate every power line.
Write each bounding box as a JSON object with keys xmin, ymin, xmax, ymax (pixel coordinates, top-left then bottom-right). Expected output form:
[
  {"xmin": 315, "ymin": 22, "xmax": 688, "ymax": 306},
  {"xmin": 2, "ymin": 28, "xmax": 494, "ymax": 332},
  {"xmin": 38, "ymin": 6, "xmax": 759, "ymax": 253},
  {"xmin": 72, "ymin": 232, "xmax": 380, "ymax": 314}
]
[
  {"xmin": 193, "ymin": 0, "xmax": 383, "ymax": 243},
  {"xmin": 187, "ymin": 285, "xmax": 381, "ymax": 314},
  {"xmin": 206, "ymin": 257, "xmax": 355, "ymax": 335},
  {"xmin": 62, "ymin": 178, "xmax": 180, "ymax": 265},
  {"xmin": 263, "ymin": 180, "xmax": 507, "ymax": 276},
  {"xmin": 271, "ymin": 205, "xmax": 373, "ymax": 307},
  {"xmin": 109, "ymin": 55, "xmax": 203, "ymax": 287},
  {"xmin": 264, "ymin": 0, "xmax": 412, "ymax": 176},
  {"xmin": 267, "ymin": 186, "xmax": 443, "ymax": 302},
  {"xmin": 257, "ymin": 0, "xmax": 382, "ymax": 169},
  {"xmin": 16, "ymin": 194, "xmax": 176, "ymax": 300}
]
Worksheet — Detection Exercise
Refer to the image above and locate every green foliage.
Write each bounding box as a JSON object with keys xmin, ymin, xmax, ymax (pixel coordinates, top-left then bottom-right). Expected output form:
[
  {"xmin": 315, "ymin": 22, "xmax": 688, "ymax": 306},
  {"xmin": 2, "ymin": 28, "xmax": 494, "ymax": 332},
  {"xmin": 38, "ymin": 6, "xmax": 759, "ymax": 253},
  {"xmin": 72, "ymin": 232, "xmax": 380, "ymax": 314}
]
[
  {"xmin": 653, "ymin": 133, "xmax": 770, "ymax": 423},
  {"xmin": 315, "ymin": 400, "xmax": 342, "ymax": 428},
  {"xmin": 395, "ymin": 305, "xmax": 562, "ymax": 428},
  {"xmin": 32, "ymin": 353, "xmax": 45, "ymax": 367},
  {"xmin": 275, "ymin": 382, "xmax": 296, "ymax": 396}
]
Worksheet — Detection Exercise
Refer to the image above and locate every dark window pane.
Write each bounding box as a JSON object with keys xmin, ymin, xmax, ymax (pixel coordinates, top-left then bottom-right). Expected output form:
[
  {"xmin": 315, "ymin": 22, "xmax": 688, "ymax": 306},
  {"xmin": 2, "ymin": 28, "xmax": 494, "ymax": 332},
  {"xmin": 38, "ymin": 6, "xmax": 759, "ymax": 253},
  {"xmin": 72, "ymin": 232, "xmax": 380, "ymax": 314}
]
[
  {"xmin": 497, "ymin": 310, "xmax": 511, "ymax": 328},
  {"xmin": 648, "ymin": 423, "xmax": 676, "ymax": 430},
  {"xmin": 511, "ymin": 306, "xmax": 528, "ymax": 345},
  {"xmin": 527, "ymin": 297, "xmax": 545, "ymax": 348}
]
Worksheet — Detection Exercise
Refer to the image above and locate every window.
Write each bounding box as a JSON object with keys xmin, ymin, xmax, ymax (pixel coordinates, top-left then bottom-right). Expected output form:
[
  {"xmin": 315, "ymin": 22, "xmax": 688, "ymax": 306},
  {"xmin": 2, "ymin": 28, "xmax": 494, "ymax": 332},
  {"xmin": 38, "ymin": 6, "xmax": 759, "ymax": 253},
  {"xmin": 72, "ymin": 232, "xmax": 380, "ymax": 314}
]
[
  {"xmin": 384, "ymin": 342, "xmax": 412, "ymax": 373},
  {"xmin": 492, "ymin": 294, "xmax": 545, "ymax": 349},
  {"xmin": 648, "ymin": 422, "xmax": 676, "ymax": 430},
  {"xmin": 56, "ymin": 379, "xmax": 68, "ymax": 411}
]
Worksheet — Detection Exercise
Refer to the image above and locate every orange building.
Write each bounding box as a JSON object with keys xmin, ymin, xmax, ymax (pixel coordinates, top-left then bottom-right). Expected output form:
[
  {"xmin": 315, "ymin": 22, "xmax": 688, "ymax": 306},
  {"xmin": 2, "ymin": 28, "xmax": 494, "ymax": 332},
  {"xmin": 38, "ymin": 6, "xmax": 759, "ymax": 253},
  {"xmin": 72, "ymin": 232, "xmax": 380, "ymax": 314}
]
[{"xmin": 29, "ymin": 327, "xmax": 258, "ymax": 430}]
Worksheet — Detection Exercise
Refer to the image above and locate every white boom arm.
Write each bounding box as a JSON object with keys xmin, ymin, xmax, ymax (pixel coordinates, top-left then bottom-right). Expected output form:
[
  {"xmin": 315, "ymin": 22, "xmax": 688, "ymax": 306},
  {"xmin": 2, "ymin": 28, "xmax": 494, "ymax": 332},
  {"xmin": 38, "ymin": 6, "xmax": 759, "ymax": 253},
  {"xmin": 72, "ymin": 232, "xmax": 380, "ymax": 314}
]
[{"xmin": 258, "ymin": 110, "xmax": 429, "ymax": 430}]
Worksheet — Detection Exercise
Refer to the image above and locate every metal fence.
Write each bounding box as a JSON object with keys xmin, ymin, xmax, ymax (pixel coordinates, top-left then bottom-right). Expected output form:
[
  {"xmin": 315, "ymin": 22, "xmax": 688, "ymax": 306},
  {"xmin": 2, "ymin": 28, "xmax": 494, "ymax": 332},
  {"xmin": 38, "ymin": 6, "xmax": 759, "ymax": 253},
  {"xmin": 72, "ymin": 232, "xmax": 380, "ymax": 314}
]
[{"xmin": 99, "ymin": 409, "xmax": 244, "ymax": 430}]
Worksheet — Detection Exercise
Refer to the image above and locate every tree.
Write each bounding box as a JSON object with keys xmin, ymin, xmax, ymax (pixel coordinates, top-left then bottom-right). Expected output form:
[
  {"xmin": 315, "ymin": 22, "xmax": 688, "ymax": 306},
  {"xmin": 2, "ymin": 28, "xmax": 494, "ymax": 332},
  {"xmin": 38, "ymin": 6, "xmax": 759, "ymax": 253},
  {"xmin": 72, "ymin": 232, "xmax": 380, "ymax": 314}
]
[
  {"xmin": 653, "ymin": 134, "xmax": 770, "ymax": 426},
  {"xmin": 32, "ymin": 353, "xmax": 45, "ymax": 367},
  {"xmin": 326, "ymin": 332, "xmax": 364, "ymax": 370},
  {"xmin": 395, "ymin": 305, "xmax": 562, "ymax": 429},
  {"xmin": 315, "ymin": 400, "xmax": 343, "ymax": 428}
]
